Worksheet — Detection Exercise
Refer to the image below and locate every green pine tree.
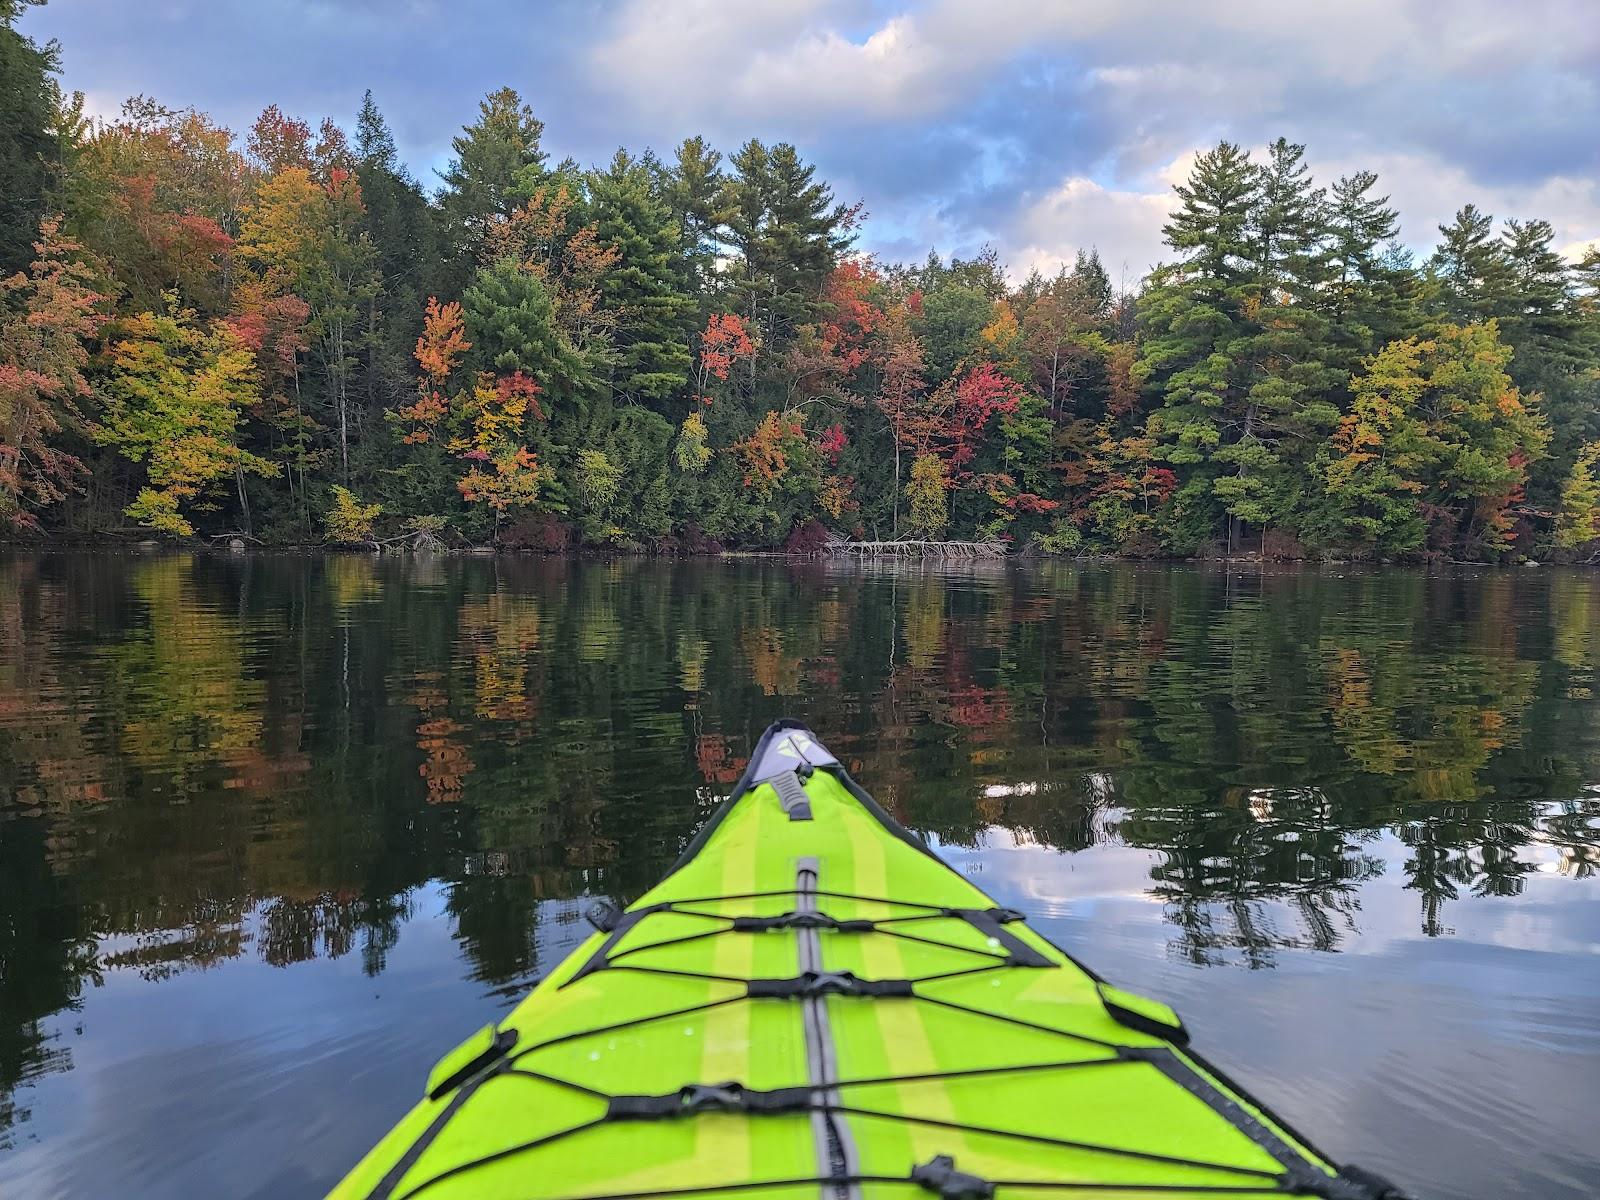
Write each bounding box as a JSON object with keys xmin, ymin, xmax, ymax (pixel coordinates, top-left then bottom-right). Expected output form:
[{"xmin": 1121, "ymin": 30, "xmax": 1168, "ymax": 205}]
[
  {"xmin": 1323, "ymin": 170, "xmax": 1416, "ymax": 371},
  {"xmin": 355, "ymin": 88, "xmax": 397, "ymax": 170},
  {"xmin": 438, "ymin": 88, "xmax": 547, "ymax": 281},
  {"xmin": 1498, "ymin": 219, "xmax": 1596, "ymax": 503},
  {"xmin": 1136, "ymin": 141, "xmax": 1260, "ymax": 549},
  {"xmin": 588, "ymin": 150, "xmax": 694, "ymax": 409},
  {"xmin": 463, "ymin": 260, "xmax": 593, "ymax": 409},
  {"xmin": 1427, "ymin": 205, "xmax": 1512, "ymax": 325},
  {"xmin": 353, "ymin": 91, "xmax": 440, "ymax": 416},
  {"xmin": 723, "ymin": 140, "xmax": 851, "ymax": 362},
  {"xmin": 1500, "ymin": 219, "xmax": 1585, "ymax": 377},
  {"xmin": 1064, "ymin": 249, "xmax": 1113, "ymax": 329},
  {"xmin": 1216, "ymin": 139, "xmax": 1342, "ymax": 540},
  {"xmin": 664, "ymin": 136, "xmax": 730, "ymax": 295}
]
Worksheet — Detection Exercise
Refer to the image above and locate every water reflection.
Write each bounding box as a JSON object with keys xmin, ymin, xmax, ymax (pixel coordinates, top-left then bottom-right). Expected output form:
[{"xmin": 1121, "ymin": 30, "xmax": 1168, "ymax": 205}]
[{"xmin": 1, "ymin": 555, "xmax": 1599, "ymax": 1193}]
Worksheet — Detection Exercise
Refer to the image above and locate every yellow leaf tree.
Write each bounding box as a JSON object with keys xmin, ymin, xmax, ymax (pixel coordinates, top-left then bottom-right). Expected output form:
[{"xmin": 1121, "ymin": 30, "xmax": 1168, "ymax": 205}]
[
  {"xmin": 906, "ymin": 452, "xmax": 949, "ymax": 536},
  {"xmin": 451, "ymin": 371, "xmax": 550, "ymax": 524},
  {"xmin": 94, "ymin": 303, "xmax": 278, "ymax": 537}
]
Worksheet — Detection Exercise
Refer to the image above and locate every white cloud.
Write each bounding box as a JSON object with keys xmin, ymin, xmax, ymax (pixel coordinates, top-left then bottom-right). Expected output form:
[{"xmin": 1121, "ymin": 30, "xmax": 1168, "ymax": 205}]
[
  {"xmin": 1005, "ymin": 175, "xmax": 1175, "ymax": 282},
  {"xmin": 74, "ymin": 90, "xmax": 127, "ymax": 124},
  {"xmin": 1309, "ymin": 150, "xmax": 1600, "ymax": 263},
  {"xmin": 1004, "ymin": 142, "xmax": 1600, "ymax": 285},
  {"xmin": 590, "ymin": 0, "xmax": 1598, "ymax": 131},
  {"xmin": 588, "ymin": 0, "xmax": 1599, "ymax": 237},
  {"xmin": 588, "ymin": 0, "xmax": 985, "ymax": 127},
  {"xmin": 47, "ymin": 0, "xmax": 1595, "ymax": 283}
]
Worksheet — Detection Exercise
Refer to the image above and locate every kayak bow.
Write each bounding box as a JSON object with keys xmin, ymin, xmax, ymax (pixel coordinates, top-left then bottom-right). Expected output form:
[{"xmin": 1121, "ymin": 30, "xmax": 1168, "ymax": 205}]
[{"xmin": 330, "ymin": 720, "xmax": 1406, "ymax": 1200}]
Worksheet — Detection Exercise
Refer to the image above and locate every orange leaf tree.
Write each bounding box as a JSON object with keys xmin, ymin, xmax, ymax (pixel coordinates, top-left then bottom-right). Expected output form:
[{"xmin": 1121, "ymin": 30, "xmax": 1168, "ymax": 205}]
[
  {"xmin": 452, "ymin": 372, "xmax": 550, "ymax": 523},
  {"xmin": 0, "ymin": 218, "xmax": 104, "ymax": 530}
]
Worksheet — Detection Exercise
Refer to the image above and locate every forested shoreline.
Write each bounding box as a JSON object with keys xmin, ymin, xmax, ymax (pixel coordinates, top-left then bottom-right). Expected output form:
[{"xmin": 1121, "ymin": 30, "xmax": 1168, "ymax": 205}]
[{"xmin": 3, "ymin": 4, "xmax": 1599, "ymax": 561}]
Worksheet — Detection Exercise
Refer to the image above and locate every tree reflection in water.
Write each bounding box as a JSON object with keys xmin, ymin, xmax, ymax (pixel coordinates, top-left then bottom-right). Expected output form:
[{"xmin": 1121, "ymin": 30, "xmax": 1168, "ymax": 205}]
[{"xmin": 2, "ymin": 554, "xmax": 1599, "ymax": 1145}]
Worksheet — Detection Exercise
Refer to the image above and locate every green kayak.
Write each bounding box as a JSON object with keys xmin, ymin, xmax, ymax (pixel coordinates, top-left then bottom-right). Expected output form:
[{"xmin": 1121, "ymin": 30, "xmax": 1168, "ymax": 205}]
[{"xmin": 330, "ymin": 721, "xmax": 1406, "ymax": 1200}]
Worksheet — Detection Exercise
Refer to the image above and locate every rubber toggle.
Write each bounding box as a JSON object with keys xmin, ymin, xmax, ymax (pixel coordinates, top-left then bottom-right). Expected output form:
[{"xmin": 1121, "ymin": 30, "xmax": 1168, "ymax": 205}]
[{"xmin": 911, "ymin": 1155, "xmax": 995, "ymax": 1200}]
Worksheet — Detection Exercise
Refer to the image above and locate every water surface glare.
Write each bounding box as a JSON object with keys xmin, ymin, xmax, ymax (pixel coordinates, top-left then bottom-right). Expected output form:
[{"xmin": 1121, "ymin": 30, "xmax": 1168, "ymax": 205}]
[{"xmin": 1, "ymin": 553, "xmax": 1598, "ymax": 1199}]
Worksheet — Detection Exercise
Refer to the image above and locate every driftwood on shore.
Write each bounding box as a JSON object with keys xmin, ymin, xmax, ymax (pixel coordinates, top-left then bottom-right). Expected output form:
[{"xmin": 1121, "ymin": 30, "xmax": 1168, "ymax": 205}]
[{"xmin": 825, "ymin": 539, "xmax": 1007, "ymax": 559}]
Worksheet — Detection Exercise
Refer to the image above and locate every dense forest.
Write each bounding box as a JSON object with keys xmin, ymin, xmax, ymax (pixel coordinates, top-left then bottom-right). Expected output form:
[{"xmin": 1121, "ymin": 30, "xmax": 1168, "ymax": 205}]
[{"xmin": 3, "ymin": 3, "xmax": 1599, "ymax": 559}]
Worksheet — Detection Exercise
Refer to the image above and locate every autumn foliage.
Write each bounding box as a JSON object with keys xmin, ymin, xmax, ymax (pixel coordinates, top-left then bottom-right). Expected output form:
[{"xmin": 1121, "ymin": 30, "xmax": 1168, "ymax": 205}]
[
  {"xmin": 0, "ymin": 38, "xmax": 1592, "ymax": 559},
  {"xmin": 400, "ymin": 298, "xmax": 471, "ymax": 443},
  {"xmin": 695, "ymin": 312, "xmax": 755, "ymax": 402},
  {"xmin": 0, "ymin": 219, "xmax": 103, "ymax": 530},
  {"xmin": 452, "ymin": 372, "xmax": 549, "ymax": 513}
]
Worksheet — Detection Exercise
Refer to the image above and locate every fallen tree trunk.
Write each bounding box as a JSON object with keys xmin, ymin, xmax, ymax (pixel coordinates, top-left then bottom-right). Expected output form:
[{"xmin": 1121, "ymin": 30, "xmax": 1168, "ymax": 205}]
[{"xmin": 825, "ymin": 539, "xmax": 1007, "ymax": 559}]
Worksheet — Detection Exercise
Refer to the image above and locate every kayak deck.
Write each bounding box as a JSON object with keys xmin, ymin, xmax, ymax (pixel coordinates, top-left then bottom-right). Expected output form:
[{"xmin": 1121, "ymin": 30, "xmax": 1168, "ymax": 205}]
[{"xmin": 331, "ymin": 723, "xmax": 1403, "ymax": 1200}]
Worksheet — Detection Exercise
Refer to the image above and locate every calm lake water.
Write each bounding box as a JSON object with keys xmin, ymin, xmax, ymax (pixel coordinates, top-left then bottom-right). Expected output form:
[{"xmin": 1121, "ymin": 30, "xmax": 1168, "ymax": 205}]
[{"xmin": 1, "ymin": 552, "xmax": 1598, "ymax": 1199}]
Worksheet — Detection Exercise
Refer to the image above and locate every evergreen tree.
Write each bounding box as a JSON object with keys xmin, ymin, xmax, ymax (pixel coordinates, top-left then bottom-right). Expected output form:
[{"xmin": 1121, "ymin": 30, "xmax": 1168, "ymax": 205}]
[
  {"xmin": 437, "ymin": 88, "xmax": 547, "ymax": 278},
  {"xmin": 354, "ymin": 89, "xmax": 396, "ymax": 170},
  {"xmin": 1216, "ymin": 139, "xmax": 1341, "ymax": 538},
  {"xmin": 353, "ymin": 91, "xmax": 440, "ymax": 420},
  {"xmin": 1577, "ymin": 245, "xmax": 1600, "ymax": 304},
  {"xmin": 1578, "ymin": 244, "xmax": 1600, "ymax": 380},
  {"xmin": 1323, "ymin": 170, "xmax": 1414, "ymax": 370},
  {"xmin": 723, "ymin": 140, "xmax": 851, "ymax": 361},
  {"xmin": 901, "ymin": 247, "xmax": 1011, "ymax": 301},
  {"xmin": 604, "ymin": 405, "xmax": 675, "ymax": 538},
  {"xmin": 1137, "ymin": 141, "xmax": 1260, "ymax": 548},
  {"xmin": 589, "ymin": 150, "xmax": 694, "ymax": 408},
  {"xmin": 1163, "ymin": 141, "xmax": 1258, "ymax": 286},
  {"xmin": 1064, "ymin": 249, "xmax": 1113, "ymax": 328},
  {"xmin": 462, "ymin": 260, "xmax": 592, "ymax": 408},
  {"xmin": 1427, "ymin": 205, "xmax": 1512, "ymax": 325},
  {"xmin": 1250, "ymin": 139, "xmax": 1328, "ymax": 292},
  {"xmin": 0, "ymin": 0, "xmax": 58, "ymax": 276},
  {"xmin": 1501, "ymin": 220, "xmax": 1595, "ymax": 483},
  {"xmin": 1499, "ymin": 219, "xmax": 1586, "ymax": 380},
  {"xmin": 664, "ymin": 136, "xmax": 729, "ymax": 294}
]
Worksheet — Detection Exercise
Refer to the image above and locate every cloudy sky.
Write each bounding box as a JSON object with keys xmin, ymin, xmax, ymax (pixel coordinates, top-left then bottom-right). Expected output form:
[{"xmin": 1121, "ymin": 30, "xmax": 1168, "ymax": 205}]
[{"xmin": 24, "ymin": 0, "xmax": 1600, "ymax": 280}]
